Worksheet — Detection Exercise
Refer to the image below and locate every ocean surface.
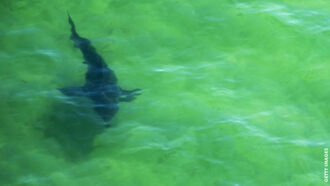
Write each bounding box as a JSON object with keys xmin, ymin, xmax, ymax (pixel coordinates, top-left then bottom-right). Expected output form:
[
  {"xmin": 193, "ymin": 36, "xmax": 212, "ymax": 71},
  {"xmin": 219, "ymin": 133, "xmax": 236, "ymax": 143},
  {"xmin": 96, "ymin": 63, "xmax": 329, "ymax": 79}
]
[{"xmin": 1, "ymin": 0, "xmax": 329, "ymax": 185}]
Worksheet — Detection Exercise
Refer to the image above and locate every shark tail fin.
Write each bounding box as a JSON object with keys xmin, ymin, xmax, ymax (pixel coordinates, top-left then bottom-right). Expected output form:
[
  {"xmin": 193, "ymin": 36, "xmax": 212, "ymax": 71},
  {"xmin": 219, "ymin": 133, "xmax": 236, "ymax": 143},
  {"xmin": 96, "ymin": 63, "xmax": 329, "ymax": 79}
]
[
  {"xmin": 67, "ymin": 13, "xmax": 80, "ymax": 39},
  {"xmin": 59, "ymin": 86, "xmax": 86, "ymax": 97}
]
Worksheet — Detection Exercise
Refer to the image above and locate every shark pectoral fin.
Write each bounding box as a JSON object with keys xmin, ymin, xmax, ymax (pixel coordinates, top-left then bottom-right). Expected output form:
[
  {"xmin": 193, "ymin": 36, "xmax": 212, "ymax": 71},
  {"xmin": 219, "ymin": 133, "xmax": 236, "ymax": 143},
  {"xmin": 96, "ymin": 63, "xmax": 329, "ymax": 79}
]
[
  {"xmin": 119, "ymin": 88, "xmax": 142, "ymax": 102},
  {"xmin": 121, "ymin": 88, "xmax": 142, "ymax": 95},
  {"xmin": 59, "ymin": 86, "xmax": 86, "ymax": 97}
]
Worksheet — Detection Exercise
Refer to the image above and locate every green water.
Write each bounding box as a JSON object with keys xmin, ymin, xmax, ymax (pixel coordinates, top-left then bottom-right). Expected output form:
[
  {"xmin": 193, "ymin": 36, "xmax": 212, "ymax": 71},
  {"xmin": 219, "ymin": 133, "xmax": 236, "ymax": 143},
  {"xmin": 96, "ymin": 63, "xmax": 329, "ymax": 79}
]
[{"xmin": 1, "ymin": 0, "xmax": 330, "ymax": 185}]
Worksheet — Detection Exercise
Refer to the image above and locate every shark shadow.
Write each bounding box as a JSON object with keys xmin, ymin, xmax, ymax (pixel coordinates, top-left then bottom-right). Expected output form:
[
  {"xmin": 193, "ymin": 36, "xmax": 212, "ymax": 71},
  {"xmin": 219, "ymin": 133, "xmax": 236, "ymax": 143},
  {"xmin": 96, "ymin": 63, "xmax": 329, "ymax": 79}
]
[
  {"xmin": 42, "ymin": 100, "xmax": 105, "ymax": 161},
  {"xmin": 59, "ymin": 14, "xmax": 141, "ymax": 125}
]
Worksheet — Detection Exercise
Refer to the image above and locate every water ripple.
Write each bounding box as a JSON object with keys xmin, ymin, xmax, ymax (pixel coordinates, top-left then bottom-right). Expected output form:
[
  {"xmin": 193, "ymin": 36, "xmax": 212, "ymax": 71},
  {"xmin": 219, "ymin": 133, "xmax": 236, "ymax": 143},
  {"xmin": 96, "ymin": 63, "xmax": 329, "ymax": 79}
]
[{"xmin": 235, "ymin": 2, "xmax": 330, "ymax": 34}]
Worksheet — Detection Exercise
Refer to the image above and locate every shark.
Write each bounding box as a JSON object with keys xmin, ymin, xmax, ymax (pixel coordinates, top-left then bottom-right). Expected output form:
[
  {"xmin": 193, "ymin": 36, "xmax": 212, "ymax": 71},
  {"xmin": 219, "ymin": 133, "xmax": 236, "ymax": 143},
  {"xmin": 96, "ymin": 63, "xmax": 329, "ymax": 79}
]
[{"xmin": 59, "ymin": 14, "xmax": 141, "ymax": 123}]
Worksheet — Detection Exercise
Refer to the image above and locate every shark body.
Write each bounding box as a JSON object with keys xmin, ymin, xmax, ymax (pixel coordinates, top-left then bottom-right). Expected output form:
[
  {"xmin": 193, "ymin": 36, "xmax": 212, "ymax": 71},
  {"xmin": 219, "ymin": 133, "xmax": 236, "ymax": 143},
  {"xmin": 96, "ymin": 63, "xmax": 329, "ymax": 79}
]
[{"xmin": 60, "ymin": 15, "xmax": 140, "ymax": 123}]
